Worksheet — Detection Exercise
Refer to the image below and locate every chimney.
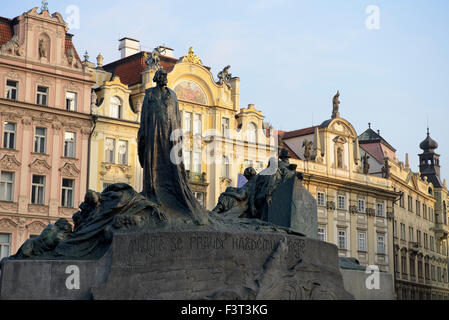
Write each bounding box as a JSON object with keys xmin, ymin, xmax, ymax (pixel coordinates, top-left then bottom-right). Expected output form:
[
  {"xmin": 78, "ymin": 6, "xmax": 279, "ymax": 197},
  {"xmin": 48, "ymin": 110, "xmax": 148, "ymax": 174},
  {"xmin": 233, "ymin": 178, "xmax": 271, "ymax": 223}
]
[
  {"xmin": 159, "ymin": 46, "xmax": 174, "ymax": 58},
  {"xmin": 119, "ymin": 37, "xmax": 140, "ymax": 59}
]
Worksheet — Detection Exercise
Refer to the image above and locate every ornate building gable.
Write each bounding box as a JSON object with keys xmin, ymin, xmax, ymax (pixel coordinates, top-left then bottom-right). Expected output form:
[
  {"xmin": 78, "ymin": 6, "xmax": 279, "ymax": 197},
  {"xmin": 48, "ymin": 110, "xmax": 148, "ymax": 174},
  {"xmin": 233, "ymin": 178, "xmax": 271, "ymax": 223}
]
[{"xmin": 0, "ymin": 218, "xmax": 18, "ymax": 231}]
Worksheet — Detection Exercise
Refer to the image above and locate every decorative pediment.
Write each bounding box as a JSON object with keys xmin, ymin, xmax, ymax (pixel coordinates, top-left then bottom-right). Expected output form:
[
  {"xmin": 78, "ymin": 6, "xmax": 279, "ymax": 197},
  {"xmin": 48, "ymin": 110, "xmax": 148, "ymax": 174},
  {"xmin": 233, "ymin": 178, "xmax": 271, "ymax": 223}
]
[
  {"xmin": 0, "ymin": 154, "xmax": 21, "ymax": 170},
  {"xmin": 29, "ymin": 159, "xmax": 51, "ymax": 174},
  {"xmin": 333, "ymin": 136, "xmax": 347, "ymax": 145},
  {"xmin": 26, "ymin": 221, "xmax": 47, "ymax": 235},
  {"xmin": 59, "ymin": 162, "xmax": 80, "ymax": 177},
  {"xmin": 5, "ymin": 69, "xmax": 22, "ymax": 81},
  {"xmin": 0, "ymin": 218, "xmax": 17, "ymax": 231},
  {"xmin": 180, "ymin": 47, "xmax": 203, "ymax": 65}
]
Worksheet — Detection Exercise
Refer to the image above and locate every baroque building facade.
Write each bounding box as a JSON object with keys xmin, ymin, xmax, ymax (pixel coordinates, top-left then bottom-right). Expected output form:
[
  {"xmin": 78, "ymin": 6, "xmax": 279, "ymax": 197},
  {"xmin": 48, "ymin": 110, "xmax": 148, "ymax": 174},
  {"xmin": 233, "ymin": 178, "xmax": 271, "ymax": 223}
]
[
  {"xmin": 89, "ymin": 39, "xmax": 276, "ymax": 209},
  {"xmin": 359, "ymin": 126, "xmax": 449, "ymax": 299},
  {"xmin": 282, "ymin": 107, "xmax": 398, "ymax": 274},
  {"xmin": 0, "ymin": 8, "xmax": 93, "ymax": 259}
]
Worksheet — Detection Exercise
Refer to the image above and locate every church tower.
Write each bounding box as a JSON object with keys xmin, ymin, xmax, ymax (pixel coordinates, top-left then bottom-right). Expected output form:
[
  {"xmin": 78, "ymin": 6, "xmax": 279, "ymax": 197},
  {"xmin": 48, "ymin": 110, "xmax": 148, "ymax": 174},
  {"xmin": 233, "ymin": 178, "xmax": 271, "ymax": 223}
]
[{"xmin": 419, "ymin": 128, "xmax": 443, "ymax": 188}]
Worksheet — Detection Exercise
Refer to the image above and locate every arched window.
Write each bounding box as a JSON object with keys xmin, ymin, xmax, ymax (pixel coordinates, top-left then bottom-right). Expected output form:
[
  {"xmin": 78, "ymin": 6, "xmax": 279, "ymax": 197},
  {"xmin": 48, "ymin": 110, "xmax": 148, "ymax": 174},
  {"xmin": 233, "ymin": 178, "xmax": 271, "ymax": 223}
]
[
  {"xmin": 110, "ymin": 96, "xmax": 122, "ymax": 119},
  {"xmin": 247, "ymin": 122, "xmax": 257, "ymax": 144}
]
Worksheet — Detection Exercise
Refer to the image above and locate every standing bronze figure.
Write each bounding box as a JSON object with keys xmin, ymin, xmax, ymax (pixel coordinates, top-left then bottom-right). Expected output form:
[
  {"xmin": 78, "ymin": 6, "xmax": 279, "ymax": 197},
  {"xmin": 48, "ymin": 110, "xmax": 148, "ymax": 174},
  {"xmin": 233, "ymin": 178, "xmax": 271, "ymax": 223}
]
[{"xmin": 138, "ymin": 69, "xmax": 208, "ymax": 225}]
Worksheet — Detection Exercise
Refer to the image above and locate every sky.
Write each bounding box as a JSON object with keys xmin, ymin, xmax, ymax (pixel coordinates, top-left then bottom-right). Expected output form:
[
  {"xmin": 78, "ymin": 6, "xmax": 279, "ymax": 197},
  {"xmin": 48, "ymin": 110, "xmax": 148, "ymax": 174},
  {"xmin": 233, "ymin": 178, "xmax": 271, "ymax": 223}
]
[{"xmin": 3, "ymin": 1, "xmax": 449, "ymax": 181}]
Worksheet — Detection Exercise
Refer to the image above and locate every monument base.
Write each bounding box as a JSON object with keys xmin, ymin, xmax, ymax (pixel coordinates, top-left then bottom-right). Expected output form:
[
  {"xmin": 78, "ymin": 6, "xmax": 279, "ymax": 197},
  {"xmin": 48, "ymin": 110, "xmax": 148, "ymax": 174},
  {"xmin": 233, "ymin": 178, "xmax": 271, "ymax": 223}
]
[{"xmin": 0, "ymin": 230, "xmax": 353, "ymax": 300}]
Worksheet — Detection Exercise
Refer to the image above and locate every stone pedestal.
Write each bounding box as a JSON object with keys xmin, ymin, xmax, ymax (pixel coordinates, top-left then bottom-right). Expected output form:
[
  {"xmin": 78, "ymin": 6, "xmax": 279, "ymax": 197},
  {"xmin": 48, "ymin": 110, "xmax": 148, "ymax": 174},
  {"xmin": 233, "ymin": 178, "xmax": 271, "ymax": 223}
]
[
  {"xmin": 267, "ymin": 177, "xmax": 318, "ymax": 239},
  {"xmin": 0, "ymin": 230, "xmax": 353, "ymax": 300}
]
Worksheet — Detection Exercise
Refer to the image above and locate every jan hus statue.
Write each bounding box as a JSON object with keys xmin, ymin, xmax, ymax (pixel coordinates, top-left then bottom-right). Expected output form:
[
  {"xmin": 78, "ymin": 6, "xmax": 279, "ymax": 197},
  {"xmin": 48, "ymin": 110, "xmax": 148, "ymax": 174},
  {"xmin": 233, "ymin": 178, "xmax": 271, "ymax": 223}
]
[{"xmin": 138, "ymin": 69, "xmax": 208, "ymax": 225}]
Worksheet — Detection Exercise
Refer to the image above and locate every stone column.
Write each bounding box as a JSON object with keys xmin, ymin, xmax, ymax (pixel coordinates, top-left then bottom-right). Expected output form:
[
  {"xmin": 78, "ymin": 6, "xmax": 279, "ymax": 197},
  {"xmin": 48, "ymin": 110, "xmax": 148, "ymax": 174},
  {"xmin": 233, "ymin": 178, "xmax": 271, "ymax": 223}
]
[
  {"xmin": 18, "ymin": 117, "xmax": 32, "ymax": 214},
  {"xmin": 49, "ymin": 122, "xmax": 62, "ymax": 217}
]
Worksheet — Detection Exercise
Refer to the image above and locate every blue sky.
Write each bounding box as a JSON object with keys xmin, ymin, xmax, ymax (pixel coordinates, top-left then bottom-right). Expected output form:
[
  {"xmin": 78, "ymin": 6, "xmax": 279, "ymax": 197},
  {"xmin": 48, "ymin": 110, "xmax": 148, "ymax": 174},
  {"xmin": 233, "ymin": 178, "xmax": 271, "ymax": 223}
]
[{"xmin": 3, "ymin": 1, "xmax": 449, "ymax": 181}]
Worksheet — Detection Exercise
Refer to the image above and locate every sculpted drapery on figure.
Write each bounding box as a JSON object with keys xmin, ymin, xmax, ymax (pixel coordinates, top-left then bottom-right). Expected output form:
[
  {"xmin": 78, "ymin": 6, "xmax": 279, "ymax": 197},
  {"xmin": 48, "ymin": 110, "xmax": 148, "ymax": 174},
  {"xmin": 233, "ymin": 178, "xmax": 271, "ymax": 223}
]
[{"xmin": 138, "ymin": 69, "xmax": 208, "ymax": 225}]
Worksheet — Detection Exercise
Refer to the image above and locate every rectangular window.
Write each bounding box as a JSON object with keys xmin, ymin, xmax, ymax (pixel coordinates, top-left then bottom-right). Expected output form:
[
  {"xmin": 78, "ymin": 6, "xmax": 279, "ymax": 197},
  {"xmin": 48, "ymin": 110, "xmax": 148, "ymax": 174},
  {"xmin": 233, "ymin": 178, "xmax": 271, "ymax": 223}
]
[
  {"xmin": 194, "ymin": 192, "xmax": 205, "ymax": 207},
  {"xmin": 423, "ymin": 204, "xmax": 427, "ymax": 219},
  {"xmin": 338, "ymin": 195, "xmax": 346, "ymax": 210},
  {"xmin": 31, "ymin": 175, "xmax": 45, "ymax": 205},
  {"xmin": 358, "ymin": 232, "xmax": 366, "ymax": 251},
  {"xmin": 34, "ymin": 127, "xmax": 46, "ymax": 154},
  {"xmin": 222, "ymin": 117, "xmax": 230, "ymax": 138},
  {"xmin": 36, "ymin": 86, "xmax": 48, "ymax": 106},
  {"xmin": 437, "ymin": 267, "xmax": 442, "ymax": 282},
  {"xmin": 222, "ymin": 156, "xmax": 230, "ymax": 178},
  {"xmin": 338, "ymin": 230, "xmax": 346, "ymax": 249},
  {"xmin": 193, "ymin": 152, "xmax": 201, "ymax": 173},
  {"xmin": 376, "ymin": 203, "xmax": 384, "ymax": 217},
  {"xmin": 183, "ymin": 150, "xmax": 191, "ymax": 171},
  {"xmin": 358, "ymin": 199, "xmax": 366, "ymax": 213},
  {"xmin": 394, "ymin": 220, "xmax": 398, "ymax": 237},
  {"xmin": 409, "ymin": 227, "xmax": 414, "ymax": 242},
  {"xmin": 65, "ymin": 91, "xmax": 77, "ymax": 111},
  {"xmin": 3, "ymin": 122, "xmax": 16, "ymax": 149},
  {"xmin": 184, "ymin": 112, "xmax": 192, "ymax": 133},
  {"xmin": 424, "ymin": 233, "xmax": 428, "ymax": 249},
  {"xmin": 6, "ymin": 80, "xmax": 18, "ymax": 100},
  {"xmin": 0, "ymin": 171, "xmax": 14, "ymax": 202},
  {"xmin": 105, "ymin": 138, "xmax": 115, "ymax": 163},
  {"xmin": 118, "ymin": 140, "xmax": 128, "ymax": 165},
  {"xmin": 317, "ymin": 192, "xmax": 325, "ymax": 206},
  {"xmin": 400, "ymin": 223, "xmax": 405, "ymax": 240},
  {"xmin": 61, "ymin": 178, "xmax": 74, "ymax": 208},
  {"xmin": 410, "ymin": 257, "xmax": 415, "ymax": 276},
  {"xmin": 110, "ymin": 97, "xmax": 122, "ymax": 119},
  {"xmin": 377, "ymin": 235, "xmax": 385, "ymax": 254},
  {"xmin": 318, "ymin": 227, "xmax": 326, "ymax": 242},
  {"xmin": 193, "ymin": 114, "xmax": 201, "ymax": 136},
  {"xmin": 0, "ymin": 233, "xmax": 11, "ymax": 259},
  {"xmin": 425, "ymin": 263, "xmax": 430, "ymax": 280},
  {"xmin": 418, "ymin": 260, "xmax": 423, "ymax": 278},
  {"xmin": 417, "ymin": 230, "xmax": 422, "ymax": 246},
  {"xmin": 431, "ymin": 265, "xmax": 436, "ymax": 281},
  {"xmin": 400, "ymin": 192, "xmax": 405, "ymax": 208},
  {"xmin": 64, "ymin": 132, "xmax": 76, "ymax": 158},
  {"xmin": 430, "ymin": 236, "xmax": 435, "ymax": 251},
  {"xmin": 416, "ymin": 200, "xmax": 421, "ymax": 216}
]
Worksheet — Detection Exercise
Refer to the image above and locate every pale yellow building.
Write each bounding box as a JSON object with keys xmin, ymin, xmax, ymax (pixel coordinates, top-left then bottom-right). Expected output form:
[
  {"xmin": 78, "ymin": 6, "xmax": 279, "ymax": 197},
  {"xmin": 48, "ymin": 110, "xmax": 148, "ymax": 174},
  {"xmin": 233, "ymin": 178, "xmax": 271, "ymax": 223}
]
[
  {"xmin": 89, "ymin": 39, "xmax": 276, "ymax": 209},
  {"xmin": 282, "ymin": 109, "xmax": 398, "ymax": 274}
]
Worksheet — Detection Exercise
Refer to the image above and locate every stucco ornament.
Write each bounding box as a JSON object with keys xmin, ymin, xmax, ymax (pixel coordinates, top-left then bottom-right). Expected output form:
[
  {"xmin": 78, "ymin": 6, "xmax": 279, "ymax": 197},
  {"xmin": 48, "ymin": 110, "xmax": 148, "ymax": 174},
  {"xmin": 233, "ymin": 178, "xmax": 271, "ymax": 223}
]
[{"xmin": 181, "ymin": 46, "xmax": 203, "ymax": 65}]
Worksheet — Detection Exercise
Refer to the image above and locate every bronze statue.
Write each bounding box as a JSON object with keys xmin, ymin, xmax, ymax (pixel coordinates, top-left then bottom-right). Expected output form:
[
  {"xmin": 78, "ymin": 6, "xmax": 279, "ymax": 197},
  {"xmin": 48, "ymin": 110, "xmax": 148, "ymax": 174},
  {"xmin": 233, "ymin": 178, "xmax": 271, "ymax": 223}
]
[
  {"xmin": 332, "ymin": 90, "xmax": 340, "ymax": 119},
  {"xmin": 381, "ymin": 157, "xmax": 391, "ymax": 178},
  {"xmin": 138, "ymin": 69, "xmax": 208, "ymax": 225},
  {"xmin": 144, "ymin": 46, "xmax": 166, "ymax": 70}
]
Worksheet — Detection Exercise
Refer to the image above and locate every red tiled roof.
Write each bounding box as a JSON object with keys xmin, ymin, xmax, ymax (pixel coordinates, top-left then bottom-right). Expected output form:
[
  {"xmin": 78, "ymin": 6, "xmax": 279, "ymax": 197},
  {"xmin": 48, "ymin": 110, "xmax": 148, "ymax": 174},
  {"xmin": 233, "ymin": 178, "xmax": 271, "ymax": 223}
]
[
  {"xmin": 282, "ymin": 141, "xmax": 301, "ymax": 160},
  {"xmin": 103, "ymin": 52, "xmax": 178, "ymax": 86},
  {"xmin": 65, "ymin": 34, "xmax": 81, "ymax": 62},
  {"xmin": 0, "ymin": 17, "xmax": 12, "ymax": 46},
  {"xmin": 360, "ymin": 143, "xmax": 384, "ymax": 163},
  {"xmin": 282, "ymin": 126, "xmax": 317, "ymax": 140}
]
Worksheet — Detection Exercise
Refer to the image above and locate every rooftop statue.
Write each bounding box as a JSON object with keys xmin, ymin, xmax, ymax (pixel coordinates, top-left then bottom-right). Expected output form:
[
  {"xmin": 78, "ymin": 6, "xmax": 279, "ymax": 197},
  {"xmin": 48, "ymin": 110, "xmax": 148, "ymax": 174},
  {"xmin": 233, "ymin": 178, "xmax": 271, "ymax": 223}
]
[
  {"xmin": 332, "ymin": 90, "xmax": 340, "ymax": 119},
  {"xmin": 217, "ymin": 65, "xmax": 232, "ymax": 88},
  {"xmin": 144, "ymin": 46, "xmax": 166, "ymax": 70}
]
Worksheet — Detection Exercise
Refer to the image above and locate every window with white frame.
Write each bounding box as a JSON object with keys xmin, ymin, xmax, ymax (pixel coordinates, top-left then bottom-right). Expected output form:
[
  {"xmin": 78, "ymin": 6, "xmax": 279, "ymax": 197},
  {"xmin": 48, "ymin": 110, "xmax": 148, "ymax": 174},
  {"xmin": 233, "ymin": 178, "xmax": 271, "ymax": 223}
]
[
  {"xmin": 358, "ymin": 199, "xmax": 366, "ymax": 213},
  {"xmin": 193, "ymin": 151, "xmax": 201, "ymax": 173},
  {"xmin": 338, "ymin": 195, "xmax": 346, "ymax": 210},
  {"xmin": 31, "ymin": 175, "xmax": 45, "ymax": 205},
  {"xmin": 247, "ymin": 122, "xmax": 257, "ymax": 144},
  {"xmin": 222, "ymin": 117, "xmax": 230, "ymax": 138},
  {"xmin": 183, "ymin": 150, "xmax": 191, "ymax": 171},
  {"xmin": 0, "ymin": 233, "xmax": 11, "ymax": 259},
  {"xmin": 64, "ymin": 132, "xmax": 76, "ymax": 158},
  {"xmin": 338, "ymin": 230, "xmax": 346, "ymax": 249},
  {"xmin": 61, "ymin": 178, "xmax": 74, "ymax": 208},
  {"xmin": 6, "ymin": 80, "xmax": 18, "ymax": 100},
  {"xmin": 66, "ymin": 91, "xmax": 77, "ymax": 111},
  {"xmin": 377, "ymin": 234, "xmax": 385, "ymax": 254},
  {"xmin": 110, "ymin": 96, "xmax": 122, "ymax": 119},
  {"xmin": 193, "ymin": 114, "xmax": 201, "ymax": 136},
  {"xmin": 3, "ymin": 122, "xmax": 16, "ymax": 149},
  {"xmin": 317, "ymin": 192, "xmax": 325, "ymax": 206},
  {"xmin": 222, "ymin": 156, "xmax": 230, "ymax": 178},
  {"xmin": 36, "ymin": 86, "xmax": 48, "ymax": 106},
  {"xmin": 358, "ymin": 232, "xmax": 366, "ymax": 251},
  {"xmin": 184, "ymin": 112, "xmax": 192, "ymax": 133},
  {"xmin": 34, "ymin": 127, "xmax": 46, "ymax": 154},
  {"xmin": 318, "ymin": 227, "xmax": 326, "ymax": 242},
  {"xmin": 118, "ymin": 140, "xmax": 128, "ymax": 165},
  {"xmin": 0, "ymin": 171, "xmax": 14, "ymax": 202},
  {"xmin": 105, "ymin": 138, "xmax": 115, "ymax": 163},
  {"xmin": 376, "ymin": 203, "xmax": 384, "ymax": 217},
  {"xmin": 194, "ymin": 192, "xmax": 205, "ymax": 207}
]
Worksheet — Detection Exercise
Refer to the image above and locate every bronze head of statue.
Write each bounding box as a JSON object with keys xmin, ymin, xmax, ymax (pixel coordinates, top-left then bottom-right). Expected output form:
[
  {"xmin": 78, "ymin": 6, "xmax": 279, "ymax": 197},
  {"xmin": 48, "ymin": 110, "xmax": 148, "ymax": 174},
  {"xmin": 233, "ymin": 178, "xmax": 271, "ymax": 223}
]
[{"xmin": 153, "ymin": 69, "xmax": 168, "ymax": 88}]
